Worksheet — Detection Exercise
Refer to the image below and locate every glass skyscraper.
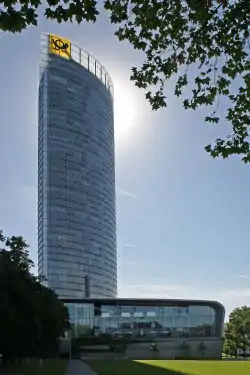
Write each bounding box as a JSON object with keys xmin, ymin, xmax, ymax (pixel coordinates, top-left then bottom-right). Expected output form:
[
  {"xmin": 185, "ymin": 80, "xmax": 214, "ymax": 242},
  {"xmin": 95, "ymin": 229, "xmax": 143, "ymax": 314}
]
[{"xmin": 38, "ymin": 34, "xmax": 117, "ymax": 299}]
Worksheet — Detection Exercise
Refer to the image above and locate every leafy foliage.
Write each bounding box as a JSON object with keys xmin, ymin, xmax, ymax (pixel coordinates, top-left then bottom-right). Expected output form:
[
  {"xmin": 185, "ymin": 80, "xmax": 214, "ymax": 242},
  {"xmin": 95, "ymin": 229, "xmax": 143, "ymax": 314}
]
[
  {"xmin": 223, "ymin": 333, "xmax": 238, "ymax": 357},
  {"xmin": 224, "ymin": 306, "xmax": 250, "ymax": 357},
  {"xmin": 0, "ymin": 0, "xmax": 249, "ymax": 161},
  {"xmin": 0, "ymin": 0, "xmax": 98, "ymax": 32},
  {"xmin": 0, "ymin": 230, "xmax": 69, "ymax": 362}
]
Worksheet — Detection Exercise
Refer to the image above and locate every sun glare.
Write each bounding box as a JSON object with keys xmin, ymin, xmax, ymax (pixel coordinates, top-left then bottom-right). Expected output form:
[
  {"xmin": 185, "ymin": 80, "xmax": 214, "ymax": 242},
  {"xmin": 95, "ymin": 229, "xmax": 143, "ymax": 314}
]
[{"xmin": 113, "ymin": 79, "xmax": 138, "ymax": 140}]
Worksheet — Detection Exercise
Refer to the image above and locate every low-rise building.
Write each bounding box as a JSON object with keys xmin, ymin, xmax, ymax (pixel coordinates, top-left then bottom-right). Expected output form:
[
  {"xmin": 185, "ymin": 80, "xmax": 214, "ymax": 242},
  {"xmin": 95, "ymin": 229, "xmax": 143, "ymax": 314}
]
[{"xmin": 62, "ymin": 298, "xmax": 225, "ymax": 359}]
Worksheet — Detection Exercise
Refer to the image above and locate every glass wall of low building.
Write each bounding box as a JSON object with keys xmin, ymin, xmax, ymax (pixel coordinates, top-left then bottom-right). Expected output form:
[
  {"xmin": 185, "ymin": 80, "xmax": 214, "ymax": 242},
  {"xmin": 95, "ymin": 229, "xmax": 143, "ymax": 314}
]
[{"xmin": 65, "ymin": 301, "xmax": 224, "ymax": 339}]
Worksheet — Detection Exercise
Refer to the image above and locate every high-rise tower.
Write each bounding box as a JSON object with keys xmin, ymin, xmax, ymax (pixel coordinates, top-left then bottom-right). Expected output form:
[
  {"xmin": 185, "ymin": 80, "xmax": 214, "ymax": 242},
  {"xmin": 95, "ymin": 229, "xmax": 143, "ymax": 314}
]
[{"xmin": 38, "ymin": 34, "xmax": 117, "ymax": 298}]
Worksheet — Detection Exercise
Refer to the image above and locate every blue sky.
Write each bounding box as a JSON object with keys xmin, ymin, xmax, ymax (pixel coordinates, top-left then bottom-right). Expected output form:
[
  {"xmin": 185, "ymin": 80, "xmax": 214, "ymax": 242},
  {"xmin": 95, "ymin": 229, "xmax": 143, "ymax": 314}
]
[{"xmin": 0, "ymin": 9, "xmax": 250, "ymax": 317}]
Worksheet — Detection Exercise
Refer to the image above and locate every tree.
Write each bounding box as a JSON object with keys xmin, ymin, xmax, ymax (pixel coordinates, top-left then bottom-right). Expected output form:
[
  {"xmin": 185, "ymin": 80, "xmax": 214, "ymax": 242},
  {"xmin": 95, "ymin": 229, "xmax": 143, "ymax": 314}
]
[
  {"xmin": 0, "ymin": 230, "xmax": 69, "ymax": 363},
  {"xmin": 224, "ymin": 306, "xmax": 250, "ymax": 357},
  {"xmin": 0, "ymin": 1, "xmax": 249, "ymax": 161},
  {"xmin": 223, "ymin": 333, "xmax": 238, "ymax": 357}
]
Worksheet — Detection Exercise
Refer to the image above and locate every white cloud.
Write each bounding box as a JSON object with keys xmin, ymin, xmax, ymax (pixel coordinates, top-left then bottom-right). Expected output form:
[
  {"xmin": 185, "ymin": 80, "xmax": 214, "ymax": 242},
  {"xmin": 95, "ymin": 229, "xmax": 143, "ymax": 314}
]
[
  {"xmin": 122, "ymin": 260, "xmax": 140, "ymax": 266},
  {"xmin": 218, "ymin": 288, "xmax": 250, "ymax": 310},
  {"xmin": 119, "ymin": 283, "xmax": 186, "ymax": 299},
  {"xmin": 118, "ymin": 282, "xmax": 250, "ymax": 319},
  {"xmin": 116, "ymin": 188, "xmax": 138, "ymax": 199},
  {"xmin": 123, "ymin": 244, "xmax": 137, "ymax": 249},
  {"xmin": 236, "ymin": 274, "xmax": 250, "ymax": 280}
]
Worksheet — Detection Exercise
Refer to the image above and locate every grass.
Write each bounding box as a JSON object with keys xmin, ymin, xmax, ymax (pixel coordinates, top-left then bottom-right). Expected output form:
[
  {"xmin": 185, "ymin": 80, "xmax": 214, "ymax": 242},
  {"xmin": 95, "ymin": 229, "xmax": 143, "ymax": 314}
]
[
  {"xmin": 87, "ymin": 359, "xmax": 250, "ymax": 375},
  {"xmin": 0, "ymin": 358, "xmax": 68, "ymax": 375}
]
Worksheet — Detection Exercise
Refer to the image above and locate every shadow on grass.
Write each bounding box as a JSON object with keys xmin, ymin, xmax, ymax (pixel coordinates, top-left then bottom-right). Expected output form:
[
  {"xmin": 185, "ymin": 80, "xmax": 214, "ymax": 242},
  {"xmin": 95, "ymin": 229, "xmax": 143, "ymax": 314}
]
[{"xmin": 86, "ymin": 360, "xmax": 187, "ymax": 375}]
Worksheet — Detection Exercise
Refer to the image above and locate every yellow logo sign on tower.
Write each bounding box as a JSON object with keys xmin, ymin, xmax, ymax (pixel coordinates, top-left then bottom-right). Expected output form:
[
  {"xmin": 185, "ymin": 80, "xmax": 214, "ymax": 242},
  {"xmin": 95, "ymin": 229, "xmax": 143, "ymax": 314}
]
[{"xmin": 49, "ymin": 34, "xmax": 71, "ymax": 59}]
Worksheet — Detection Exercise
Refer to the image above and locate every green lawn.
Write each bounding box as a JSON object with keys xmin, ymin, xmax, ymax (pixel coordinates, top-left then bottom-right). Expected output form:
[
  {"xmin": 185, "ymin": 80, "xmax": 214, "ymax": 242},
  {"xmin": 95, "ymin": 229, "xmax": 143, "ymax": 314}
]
[
  {"xmin": 0, "ymin": 359, "xmax": 68, "ymax": 375},
  {"xmin": 87, "ymin": 359, "xmax": 250, "ymax": 375}
]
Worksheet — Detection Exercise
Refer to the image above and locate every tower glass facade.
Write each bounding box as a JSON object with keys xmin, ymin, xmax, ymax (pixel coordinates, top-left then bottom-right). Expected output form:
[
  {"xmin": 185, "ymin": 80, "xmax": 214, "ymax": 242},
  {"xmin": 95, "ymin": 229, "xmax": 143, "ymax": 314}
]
[{"xmin": 38, "ymin": 34, "xmax": 117, "ymax": 299}]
